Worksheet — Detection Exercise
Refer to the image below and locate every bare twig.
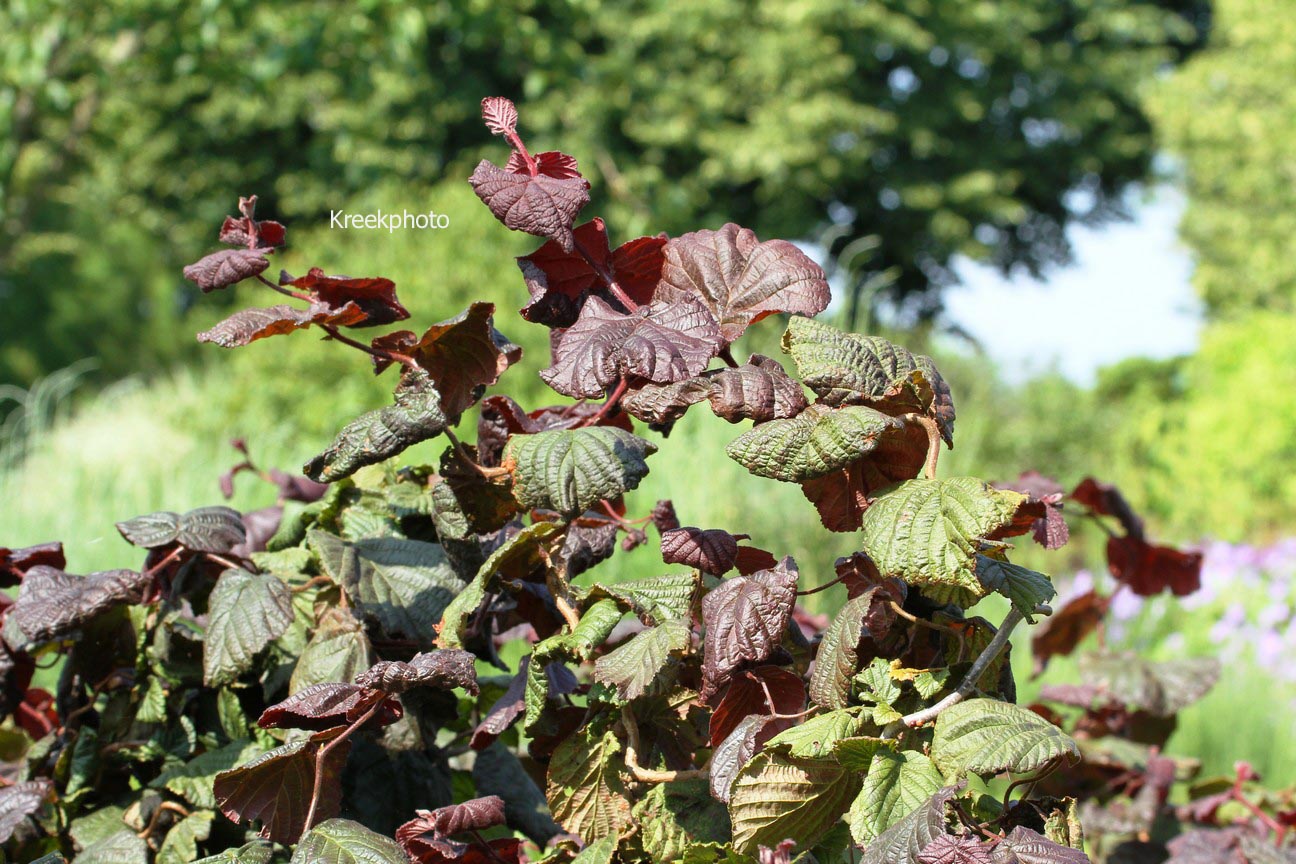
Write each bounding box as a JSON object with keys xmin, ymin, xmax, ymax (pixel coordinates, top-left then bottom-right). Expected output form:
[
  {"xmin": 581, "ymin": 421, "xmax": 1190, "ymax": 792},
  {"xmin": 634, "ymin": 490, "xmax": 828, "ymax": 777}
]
[
  {"xmin": 621, "ymin": 707, "xmax": 707, "ymax": 783},
  {"xmin": 899, "ymin": 604, "xmax": 1051, "ymax": 728},
  {"xmin": 901, "ymin": 413, "xmax": 942, "ymax": 479},
  {"xmin": 303, "ymin": 702, "xmax": 380, "ymax": 836}
]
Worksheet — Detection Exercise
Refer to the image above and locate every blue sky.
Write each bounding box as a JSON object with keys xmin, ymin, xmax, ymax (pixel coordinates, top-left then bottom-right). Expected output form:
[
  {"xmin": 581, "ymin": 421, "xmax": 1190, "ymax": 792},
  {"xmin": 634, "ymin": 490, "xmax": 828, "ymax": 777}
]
[{"xmin": 944, "ymin": 186, "xmax": 1202, "ymax": 385}]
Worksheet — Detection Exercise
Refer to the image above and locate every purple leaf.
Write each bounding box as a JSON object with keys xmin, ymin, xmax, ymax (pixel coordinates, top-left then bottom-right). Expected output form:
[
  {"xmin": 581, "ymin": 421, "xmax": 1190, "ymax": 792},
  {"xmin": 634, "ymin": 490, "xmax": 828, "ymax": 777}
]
[
  {"xmin": 197, "ymin": 302, "xmax": 369, "ymax": 348},
  {"xmin": 257, "ymin": 682, "xmax": 401, "ymax": 731},
  {"xmin": 0, "ymin": 779, "xmax": 53, "ymax": 843},
  {"xmin": 183, "ymin": 248, "xmax": 269, "ymax": 292},
  {"xmin": 700, "ymin": 559, "xmax": 800, "ymax": 702},
  {"xmin": 469, "ymin": 160, "xmax": 591, "ymax": 253},
  {"xmin": 9, "ymin": 565, "xmax": 153, "ymax": 645},
  {"xmin": 481, "ymin": 97, "xmax": 519, "ymax": 137},
  {"xmin": 992, "ymin": 827, "xmax": 1091, "ymax": 864},
  {"xmin": 656, "ymin": 223, "xmax": 831, "ymax": 343},
  {"xmin": 354, "ymin": 649, "xmax": 479, "ymax": 695},
  {"xmin": 541, "ymin": 295, "xmax": 723, "ymax": 398},
  {"xmin": 214, "ymin": 730, "xmax": 350, "ymax": 843},
  {"xmin": 918, "ymin": 834, "xmax": 993, "ymax": 864}
]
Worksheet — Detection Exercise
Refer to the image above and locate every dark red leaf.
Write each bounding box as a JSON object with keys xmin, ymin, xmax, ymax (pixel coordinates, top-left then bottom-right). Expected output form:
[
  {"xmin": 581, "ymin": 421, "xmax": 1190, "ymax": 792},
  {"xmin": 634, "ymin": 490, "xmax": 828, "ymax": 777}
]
[
  {"xmin": 656, "ymin": 223, "xmax": 831, "ymax": 343},
  {"xmin": 183, "ymin": 248, "xmax": 269, "ymax": 292},
  {"xmin": 734, "ymin": 546, "xmax": 780, "ymax": 576},
  {"xmin": 470, "ymin": 160, "xmax": 591, "ymax": 253},
  {"xmin": 541, "ymin": 295, "xmax": 723, "ymax": 398},
  {"xmin": 662, "ymin": 528, "xmax": 740, "ymax": 575},
  {"xmin": 917, "ymin": 834, "xmax": 993, "ymax": 864},
  {"xmin": 8, "ymin": 566, "xmax": 153, "ymax": 645},
  {"xmin": 559, "ymin": 518, "xmax": 620, "ymax": 578},
  {"xmin": 507, "ymin": 150, "xmax": 582, "ymax": 180},
  {"xmin": 700, "ymin": 559, "xmax": 800, "ymax": 702},
  {"xmin": 354, "ymin": 649, "xmax": 479, "ymax": 695},
  {"xmin": 232, "ymin": 506, "xmax": 282, "ymax": 557},
  {"xmin": 799, "ymin": 423, "xmax": 929, "ymax": 532},
  {"xmin": 710, "ymin": 714, "xmax": 775, "ymax": 803},
  {"xmin": 622, "ymin": 354, "xmax": 807, "ymax": 425},
  {"xmin": 1106, "ymin": 536, "xmax": 1202, "ymax": 597},
  {"xmin": 834, "ymin": 552, "xmax": 907, "ymax": 604},
  {"xmin": 214, "ymin": 728, "xmax": 349, "ymax": 844},
  {"xmin": 219, "ymin": 215, "xmax": 286, "ymax": 249},
  {"xmin": 992, "ymin": 827, "xmax": 1090, "ymax": 864},
  {"xmin": 281, "ymin": 267, "xmax": 410, "ymax": 328},
  {"xmin": 257, "ymin": 682, "xmax": 401, "ymax": 731},
  {"xmin": 370, "ymin": 303, "xmax": 521, "ymax": 419},
  {"xmin": 1071, "ymin": 477, "xmax": 1145, "ymax": 540},
  {"xmin": 0, "ymin": 779, "xmax": 54, "ymax": 843},
  {"xmin": 1030, "ymin": 591, "xmax": 1111, "ymax": 676},
  {"xmin": 470, "ymin": 659, "xmax": 530, "ymax": 750},
  {"xmin": 481, "ymin": 97, "xmax": 519, "ymax": 137},
  {"xmin": 997, "ymin": 472, "xmax": 1070, "ymax": 550},
  {"xmin": 516, "ymin": 218, "xmax": 665, "ymax": 327},
  {"xmin": 197, "ymin": 302, "xmax": 369, "ymax": 348},
  {"xmin": 397, "ymin": 796, "xmax": 517, "ymax": 864},
  {"xmin": 14, "ymin": 687, "xmax": 56, "ymax": 739},
  {"xmin": 0, "ymin": 542, "xmax": 65, "ymax": 588},
  {"xmin": 650, "ymin": 500, "xmax": 680, "ymax": 533},
  {"xmin": 759, "ymin": 841, "xmax": 799, "ymax": 864},
  {"xmin": 708, "ymin": 666, "xmax": 805, "ymax": 745},
  {"xmin": 115, "ymin": 505, "xmax": 246, "ymax": 553}
]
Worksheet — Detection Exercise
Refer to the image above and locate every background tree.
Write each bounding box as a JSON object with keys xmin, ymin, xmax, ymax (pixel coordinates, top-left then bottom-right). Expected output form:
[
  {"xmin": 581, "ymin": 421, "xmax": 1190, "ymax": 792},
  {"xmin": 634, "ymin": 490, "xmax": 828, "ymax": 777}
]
[{"xmin": 2, "ymin": 0, "xmax": 1206, "ymax": 384}]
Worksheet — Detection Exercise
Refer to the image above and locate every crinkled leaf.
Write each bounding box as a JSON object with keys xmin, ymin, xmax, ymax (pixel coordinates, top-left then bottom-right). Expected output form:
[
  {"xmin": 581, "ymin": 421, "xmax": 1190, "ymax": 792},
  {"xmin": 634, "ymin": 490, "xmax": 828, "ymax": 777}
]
[
  {"xmin": 432, "ymin": 444, "xmax": 519, "ymax": 539},
  {"xmin": 517, "ymin": 218, "xmax": 664, "ymax": 327},
  {"xmin": 728, "ymin": 750, "xmax": 861, "ymax": 855},
  {"xmin": 355, "ymin": 649, "xmax": 478, "ymax": 694},
  {"xmin": 214, "ymin": 732, "xmax": 349, "ymax": 844},
  {"xmin": 594, "ymin": 618, "xmax": 691, "ymax": 701},
  {"xmin": 996, "ymin": 472, "xmax": 1069, "ymax": 550},
  {"xmin": 74, "ymin": 829, "xmax": 149, "ymax": 864},
  {"xmin": 369, "ymin": 303, "xmax": 520, "ymax": 418},
  {"xmin": 809, "ymin": 587, "xmax": 897, "ymax": 709},
  {"xmin": 193, "ymin": 841, "xmax": 273, "ymax": 864},
  {"xmin": 657, "ymin": 223, "xmax": 831, "ymax": 343},
  {"xmin": 862, "ymin": 786, "xmax": 961, "ymax": 864},
  {"xmin": 304, "ymin": 372, "xmax": 447, "ymax": 483},
  {"xmin": 396, "ymin": 796, "xmax": 511, "ymax": 864},
  {"xmin": 991, "ymin": 827, "xmax": 1090, "ymax": 864},
  {"xmin": 197, "ymin": 302, "xmax": 369, "ymax": 348},
  {"xmin": 311, "ymin": 532, "xmax": 465, "ymax": 649},
  {"xmin": 781, "ymin": 317, "xmax": 955, "ymax": 445},
  {"xmin": 0, "ymin": 541, "xmax": 65, "ymax": 586},
  {"xmin": 545, "ymin": 724, "xmax": 633, "ymax": 841},
  {"xmin": 282, "ymin": 267, "xmax": 409, "ymax": 328},
  {"xmin": 931, "ymin": 699, "xmax": 1078, "ymax": 779},
  {"xmin": 918, "ymin": 834, "xmax": 993, "ymax": 864},
  {"xmin": 540, "ymin": 295, "xmax": 723, "ymax": 398},
  {"xmin": 203, "ymin": 567, "xmax": 294, "ymax": 686},
  {"xmin": 476, "ymin": 395, "xmax": 634, "ymax": 468},
  {"xmin": 291, "ymin": 609, "xmax": 375, "ymax": 693},
  {"xmin": 583, "ymin": 570, "xmax": 700, "ymax": 626},
  {"xmin": 661, "ymin": 528, "xmax": 740, "ymax": 575},
  {"xmin": 504, "ymin": 427, "xmax": 656, "ymax": 519},
  {"xmin": 1076, "ymin": 652, "xmax": 1219, "ymax": 716},
  {"xmin": 469, "ymin": 159, "xmax": 590, "ymax": 252},
  {"xmin": 849, "ymin": 751, "xmax": 945, "ymax": 843},
  {"xmin": 481, "ymin": 97, "xmax": 518, "ymax": 136},
  {"xmin": 623, "ymin": 355, "xmax": 807, "ymax": 425},
  {"xmin": 726, "ymin": 403, "xmax": 906, "ymax": 483},
  {"xmin": 800, "ymin": 423, "xmax": 930, "ymax": 532},
  {"xmin": 633, "ymin": 779, "xmax": 730, "ymax": 862},
  {"xmin": 700, "ymin": 559, "xmax": 799, "ymax": 701},
  {"xmin": 183, "ymin": 248, "xmax": 269, "ymax": 292},
  {"xmin": 975, "ymin": 556, "xmax": 1055, "ymax": 622},
  {"xmin": 115, "ymin": 506, "xmax": 246, "ymax": 553},
  {"xmin": 0, "ymin": 779, "xmax": 53, "ymax": 842},
  {"xmin": 860, "ymin": 479, "xmax": 1029, "ymax": 604},
  {"xmin": 156, "ymin": 810, "xmax": 214, "ymax": 864},
  {"xmin": 291, "ymin": 818, "xmax": 408, "ymax": 864},
  {"xmin": 765, "ymin": 709, "xmax": 869, "ymax": 760},
  {"xmin": 710, "ymin": 714, "xmax": 773, "ymax": 803},
  {"xmin": 8, "ymin": 565, "xmax": 152, "ymax": 646},
  {"xmin": 152, "ymin": 739, "xmax": 264, "ymax": 810},
  {"xmin": 257, "ymin": 682, "xmax": 399, "ymax": 731}
]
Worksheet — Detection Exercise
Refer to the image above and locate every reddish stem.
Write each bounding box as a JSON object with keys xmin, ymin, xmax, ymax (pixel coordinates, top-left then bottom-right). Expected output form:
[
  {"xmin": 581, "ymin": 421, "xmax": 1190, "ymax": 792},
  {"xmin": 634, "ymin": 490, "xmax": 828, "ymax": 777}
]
[
  {"xmin": 255, "ymin": 273, "xmax": 311, "ymax": 303},
  {"xmin": 572, "ymin": 237, "xmax": 639, "ymax": 312},
  {"xmin": 796, "ymin": 573, "xmax": 847, "ymax": 596},
  {"xmin": 504, "ymin": 131, "xmax": 538, "ymax": 176},
  {"xmin": 302, "ymin": 703, "xmax": 380, "ymax": 837},
  {"xmin": 579, "ymin": 378, "xmax": 629, "ymax": 427}
]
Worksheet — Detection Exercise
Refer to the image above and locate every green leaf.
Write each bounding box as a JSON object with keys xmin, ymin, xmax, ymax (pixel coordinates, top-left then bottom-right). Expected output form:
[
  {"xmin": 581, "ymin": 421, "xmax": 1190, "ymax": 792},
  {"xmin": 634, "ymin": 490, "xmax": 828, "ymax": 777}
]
[
  {"xmin": 861, "ymin": 785, "xmax": 961, "ymax": 864},
  {"xmin": 152, "ymin": 740, "xmax": 264, "ymax": 810},
  {"xmin": 809, "ymin": 590, "xmax": 886, "ymax": 710},
  {"xmin": 202, "ymin": 568, "xmax": 293, "ymax": 687},
  {"xmin": 931, "ymin": 699, "xmax": 1078, "ymax": 779},
  {"xmin": 291, "ymin": 609, "xmax": 375, "ymax": 693},
  {"xmin": 728, "ymin": 750, "xmax": 862, "ymax": 855},
  {"xmin": 536, "ymin": 599, "xmax": 624, "ymax": 664},
  {"xmin": 860, "ymin": 478, "xmax": 1028, "ymax": 603},
  {"xmin": 765, "ymin": 708, "xmax": 868, "ymax": 759},
  {"xmin": 303, "ymin": 372, "xmax": 448, "ymax": 483},
  {"xmin": 311, "ymin": 531, "xmax": 465, "ymax": 648},
  {"xmin": 472, "ymin": 741, "xmax": 563, "ymax": 845},
  {"xmin": 582, "ymin": 571, "xmax": 700, "ymax": 625},
  {"xmin": 72, "ymin": 830, "xmax": 148, "ymax": 864},
  {"xmin": 725, "ymin": 403, "xmax": 903, "ymax": 483},
  {"xmin": 593, "ymin": 618, "xmax": 691, "ymax": 701},
  {"xmin": 545, "ymin": 723, "xmax": 633, "ymax": 841},
  {"xmin": 848, "ymin": 750, "xmax": 945, "ymax": 843},
  {"xmin": 192, "ymin": 842, "xmax": 273, "ymax": 864},
  {"xmin": 780, "ymin": 317, "xmax": 955, "ymax": 445},
  {"xmin": 975, "ymin": 555, "xmax": 1055, "ymax": 621},
  {"xmin": 832, "ymin": 737, "xmax": 895, "ymax": 772},
  {"xmin": 571, "ymin": 835, "xmax": 620, "ymax": 864},
  {"xmin": 435, "ymin": 522, "xmax": 564, "ymax": 649},
  {"xmin": 290, "ymin": 818, "xmax": 408, "ymax": 864},
  {"xmin": 156, "ymin": 810, "xmax": 214, "ymax": 864},
  {"xmin": 632, "ymin": 778, "xmax": 730, "ymax": 862},
  {"xmin": 504, "ymin": 427, "xmax": 657, "ymax": 519}
]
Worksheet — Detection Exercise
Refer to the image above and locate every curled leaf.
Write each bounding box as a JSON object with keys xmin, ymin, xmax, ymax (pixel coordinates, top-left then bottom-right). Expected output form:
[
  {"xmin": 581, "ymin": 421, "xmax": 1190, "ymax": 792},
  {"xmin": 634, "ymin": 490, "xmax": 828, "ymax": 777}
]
[
  {"xmin": 623, "ymin": 355, "xmax": 807, "ymax": 425},
  {"xmin": 0, "ymin": 542, "xmax": 65, "ymax": 587},
  {"xmin": 397, "ymin": 796, "xmax": 517, "ymax": 864},
  {"xmin": 540, "ymin": 295, "xmax": 723, "ymax": 398},
  {"xmin": 257, "ymin": 682, "xmax": 401, "ymax": 731},
  {"xmin": 481, "ymin": 97, "xmax": 519, "ymax": 137},
  {"xmin": 0, "ymin": 779, "xmax": 54, "ymax": 843},
  {"xmin": 470, "ymin": 159, "xmax": 590, "ymax": 253},
  {"xmin": 281, "ymin": 267, "xmax": 410, "ymax": 327},
  {"xmin": 727, "ymin": 403, "xmax": 908, "ymax": 483},
  {"xmin": 9, "ymin": 565, "xmax": 152, "ymax": 645},
  {"xmin": 504, "ymin": 427, "xmax": 656, "ymax": 519},
  {"xmin": 183, "ymin": 248, "xmax": 269, "ymax": 292},
  {"xmin": 116, "ymin": 505, "xmax": 246, "ymax": 553},
  {"xmin": 700, "ymin": 559, "xmax": 799, "ymax": 702},
  {"xmin": 354, "ymin": 649, "xmax": 478, "ymax": 695},
  {"xmin": 656, "ymin": 223, "xmax": 831, "ymax": 343}
]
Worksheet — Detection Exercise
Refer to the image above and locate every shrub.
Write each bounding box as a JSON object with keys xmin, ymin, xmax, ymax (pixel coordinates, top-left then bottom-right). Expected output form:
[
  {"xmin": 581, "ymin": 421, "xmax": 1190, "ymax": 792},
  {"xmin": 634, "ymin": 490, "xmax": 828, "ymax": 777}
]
[{"xmin": 0, "ymin": 98, "xmax": 1289, "ymax": 864}]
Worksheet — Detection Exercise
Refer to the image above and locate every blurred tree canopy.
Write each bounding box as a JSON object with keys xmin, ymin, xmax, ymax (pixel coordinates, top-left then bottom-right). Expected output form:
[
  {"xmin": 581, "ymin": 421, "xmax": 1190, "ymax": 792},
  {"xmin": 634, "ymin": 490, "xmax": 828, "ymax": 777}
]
[
  {"xmin": 3, "ymin": 0, "xmax": 1206, "ymax": 384},
  {"xmin": 1150, "ymin": 0, "xmax": 1294, "ymax": 318}
]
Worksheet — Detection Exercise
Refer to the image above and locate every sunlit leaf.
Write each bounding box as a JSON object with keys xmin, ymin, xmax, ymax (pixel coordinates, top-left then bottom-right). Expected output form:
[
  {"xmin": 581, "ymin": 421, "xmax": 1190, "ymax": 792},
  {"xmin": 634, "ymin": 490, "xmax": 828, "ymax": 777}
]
[
  {"xmin": 593, "ymin": 618, "xmax": 691, "ymax": 701},
  {"xmin": 930, "ymin": 699, "xmax": 1077, "ymax": 778},
  {"xmin": 291, "ymin": 818, "xmax": 408, "ymax": 864},
  {"xmin": 203, "ymin": 567, "xmax": 294, "ymax": 687},
  {"xmin": 504, "ymin": 427, "xmax": 656, "ymax": 518},
  {"xmin": 727, "ymin": 403, "xmax": 906, "ymax": 483},
  {"xmin": 728, "ymin": 750, "xmax": 861, "ymax": 855},
  {"xmin": 700, "ymin": 559, "xmax": 799, "ymax": 701}
]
